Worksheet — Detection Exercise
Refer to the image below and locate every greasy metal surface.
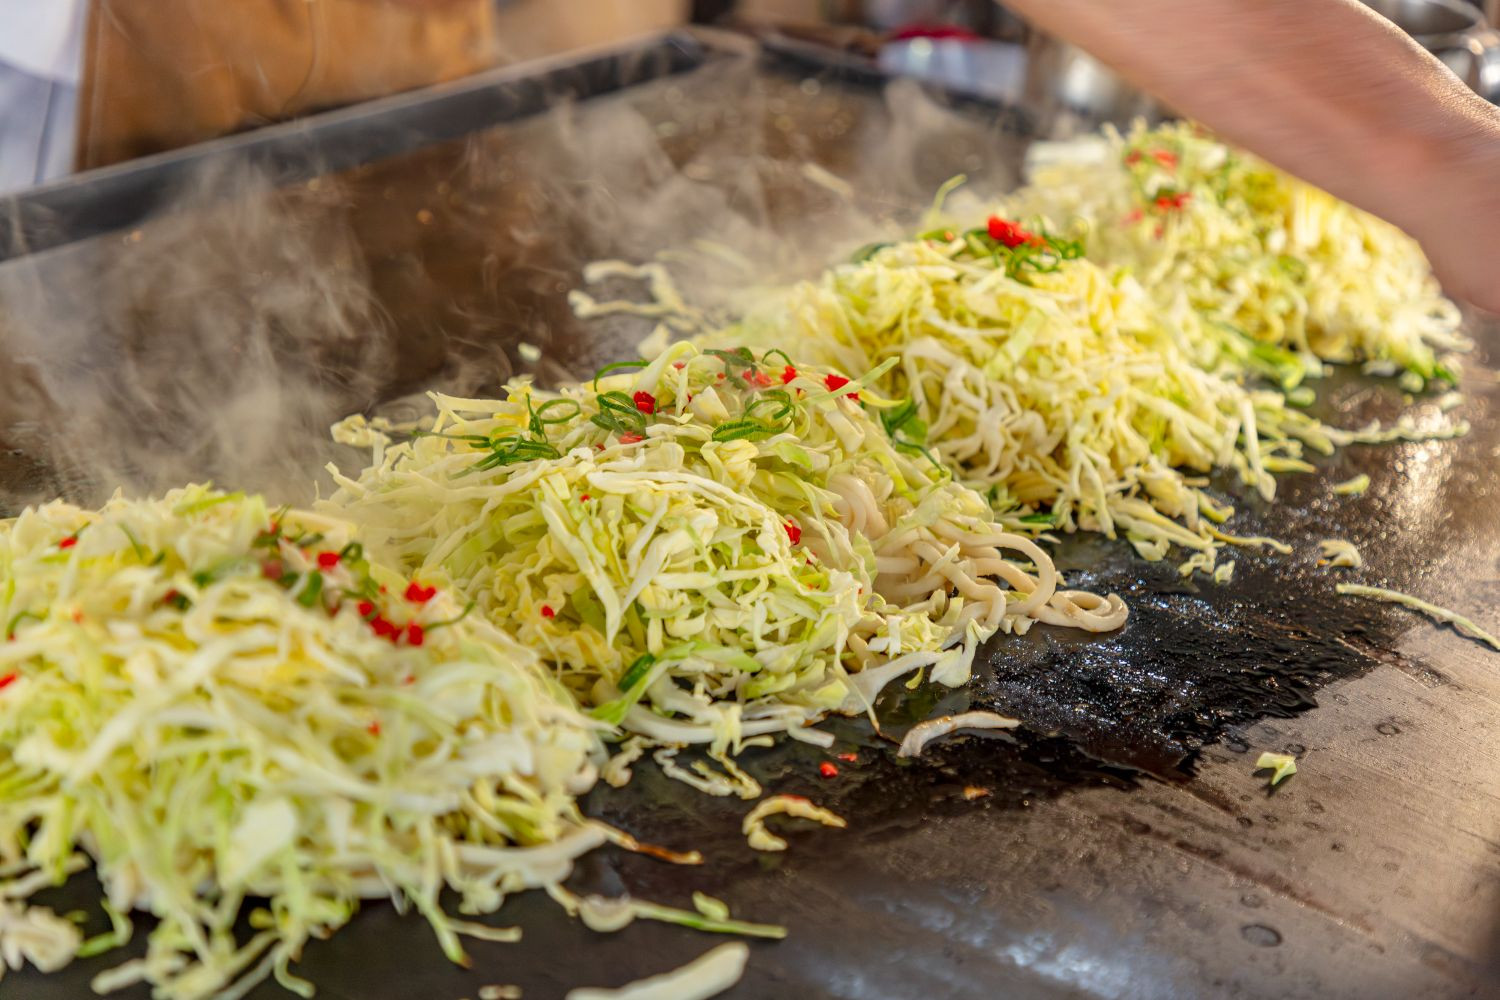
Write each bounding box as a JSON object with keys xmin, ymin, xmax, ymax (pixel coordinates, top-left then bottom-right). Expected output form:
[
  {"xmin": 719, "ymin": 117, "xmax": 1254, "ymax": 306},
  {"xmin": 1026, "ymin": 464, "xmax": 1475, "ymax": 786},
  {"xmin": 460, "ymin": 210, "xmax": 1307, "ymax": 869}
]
[{"xmin": 3, "ymin": 33, "xmax": 1498, "ymax": 1000}]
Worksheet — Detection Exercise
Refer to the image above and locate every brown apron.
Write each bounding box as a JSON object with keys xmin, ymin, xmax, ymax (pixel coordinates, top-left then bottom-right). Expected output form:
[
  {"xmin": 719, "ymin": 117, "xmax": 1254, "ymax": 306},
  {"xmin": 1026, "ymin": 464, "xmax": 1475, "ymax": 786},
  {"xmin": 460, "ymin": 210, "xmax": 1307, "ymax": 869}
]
[{"xmin": 75, "ymin": 0, "xmax": 496, "ymax": 170}]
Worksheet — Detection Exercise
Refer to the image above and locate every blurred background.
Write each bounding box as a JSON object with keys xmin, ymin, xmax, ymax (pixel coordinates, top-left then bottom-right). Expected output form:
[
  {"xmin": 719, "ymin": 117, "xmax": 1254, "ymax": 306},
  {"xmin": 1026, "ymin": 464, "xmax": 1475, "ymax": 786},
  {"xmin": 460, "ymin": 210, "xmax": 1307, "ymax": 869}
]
[{"xmin": 5, "ymin": 0, "xmax": 1500, "ymax": 195}]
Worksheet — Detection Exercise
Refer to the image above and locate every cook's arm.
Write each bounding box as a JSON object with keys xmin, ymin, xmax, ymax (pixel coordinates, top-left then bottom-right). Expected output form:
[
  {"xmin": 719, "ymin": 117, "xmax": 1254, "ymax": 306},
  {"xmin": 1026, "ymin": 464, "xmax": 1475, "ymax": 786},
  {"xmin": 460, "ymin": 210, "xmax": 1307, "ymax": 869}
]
[{"xmin": 1003, "ymin": 0, "xmax": 1500, "ymax": 311}]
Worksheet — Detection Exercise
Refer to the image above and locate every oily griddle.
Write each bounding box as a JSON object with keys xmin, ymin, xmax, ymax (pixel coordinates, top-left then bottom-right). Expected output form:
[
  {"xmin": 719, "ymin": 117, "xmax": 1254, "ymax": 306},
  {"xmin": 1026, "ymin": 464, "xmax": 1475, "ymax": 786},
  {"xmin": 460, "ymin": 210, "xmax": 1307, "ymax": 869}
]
[{"xmin": 4, "ymin": 49, "xmax": 1499, "ymax": 1000}]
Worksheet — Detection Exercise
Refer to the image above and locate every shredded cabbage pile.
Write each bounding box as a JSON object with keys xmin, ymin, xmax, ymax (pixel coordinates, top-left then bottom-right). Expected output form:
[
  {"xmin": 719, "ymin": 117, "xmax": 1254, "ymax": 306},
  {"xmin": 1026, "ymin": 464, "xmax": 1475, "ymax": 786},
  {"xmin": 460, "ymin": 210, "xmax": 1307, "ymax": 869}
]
[
  {"xmin": 1006, "ymin": 122, "xmax": 1468, "ymax": 386},
  {"xmin": 655, "ymin": 134, "xmax": 1466, "ymax": 576},
  {"xmin": 689, "ymin": 236, "xmax": 1359, "ymax": 577},
  {"xmin": 0, "ymin": 487, "xmax": 603, "ymax": 999},
  {"xmin": 327, "ymin": 344, "xmax": 1126, "ymax": 755}
]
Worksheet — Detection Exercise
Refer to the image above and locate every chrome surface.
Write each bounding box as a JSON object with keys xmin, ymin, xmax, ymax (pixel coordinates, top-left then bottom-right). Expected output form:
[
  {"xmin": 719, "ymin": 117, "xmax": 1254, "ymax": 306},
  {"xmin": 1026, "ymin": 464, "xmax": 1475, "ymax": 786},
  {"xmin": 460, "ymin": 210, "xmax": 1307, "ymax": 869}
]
[{"xmin": 1362, "ymin": 0, "xmax": 1500, "ymax": 99}]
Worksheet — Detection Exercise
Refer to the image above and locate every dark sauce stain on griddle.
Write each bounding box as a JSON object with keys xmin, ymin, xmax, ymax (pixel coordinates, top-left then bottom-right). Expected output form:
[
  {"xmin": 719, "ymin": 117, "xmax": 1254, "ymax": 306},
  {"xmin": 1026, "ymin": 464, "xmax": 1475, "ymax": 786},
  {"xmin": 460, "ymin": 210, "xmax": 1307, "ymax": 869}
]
[{"xmin": 578, "ymin": 368, "xmax": 1465, "ymax": 895}]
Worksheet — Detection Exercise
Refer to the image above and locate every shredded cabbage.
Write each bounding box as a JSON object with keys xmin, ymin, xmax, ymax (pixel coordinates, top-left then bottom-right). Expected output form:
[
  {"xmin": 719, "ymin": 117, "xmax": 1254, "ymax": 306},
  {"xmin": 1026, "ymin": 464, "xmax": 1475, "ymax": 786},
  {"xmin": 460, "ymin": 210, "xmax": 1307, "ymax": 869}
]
[
  {"xmin": 327, "ymin": 345, "xmax": 1126, "ymax": 755},
  {"xmin": 564, "ymin": 941, "xmax": 750, "ymax": 1000},
  {"xmin": 1007, "ymin": 122, "xmax": 1468, "ymax": 384},
  {"xmin": 1317, "ymin": 539, "xmax": 1363, "ymax": 569},
  {"xmin": 741, "ymin": 794, "xmax": 846, "ymax": 853},
  {"xmin": 0, "ymin": 487, "xmax": 603, "ymax": 998},
  {"xmin": 644, "ymin": 135, "xmax": 1466, "ymax": 576},
  {"xmin": 1254, "ymin": 751, "xmax": 1298, "ymax": 786},
  {"xmin": 690, "ymin": 232, "xmax": 1353, "ymax": 576}
]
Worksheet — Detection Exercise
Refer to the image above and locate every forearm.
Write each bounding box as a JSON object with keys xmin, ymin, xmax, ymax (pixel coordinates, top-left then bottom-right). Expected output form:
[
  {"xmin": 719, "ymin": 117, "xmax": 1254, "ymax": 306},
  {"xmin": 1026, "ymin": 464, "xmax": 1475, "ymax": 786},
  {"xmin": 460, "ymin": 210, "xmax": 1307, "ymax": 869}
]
[{"xmin": 1003, "ymin": 0, "xmax": 1500, "ymax": 241}]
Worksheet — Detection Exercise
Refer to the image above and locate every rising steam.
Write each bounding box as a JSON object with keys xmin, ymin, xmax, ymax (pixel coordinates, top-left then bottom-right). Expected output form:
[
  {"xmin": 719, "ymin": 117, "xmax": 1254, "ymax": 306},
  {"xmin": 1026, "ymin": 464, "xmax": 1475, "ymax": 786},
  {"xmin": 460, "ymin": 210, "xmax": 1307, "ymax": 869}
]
[{"xmin": 0, "ymin": 52, "xmax": 1024, "ymax": 513}]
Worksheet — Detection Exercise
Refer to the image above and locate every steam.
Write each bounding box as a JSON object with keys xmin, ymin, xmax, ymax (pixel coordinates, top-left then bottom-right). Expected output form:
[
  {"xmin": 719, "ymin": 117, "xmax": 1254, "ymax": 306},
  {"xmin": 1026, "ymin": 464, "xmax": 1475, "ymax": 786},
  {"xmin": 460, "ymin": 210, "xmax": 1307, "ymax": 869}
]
[
  {"xmin": 0, "ymin": 161, "xmax": 388, "ymax": 510},
  {"xmin": 0, "ymin": 51, "xmax": 1025, "ymax": 514}
]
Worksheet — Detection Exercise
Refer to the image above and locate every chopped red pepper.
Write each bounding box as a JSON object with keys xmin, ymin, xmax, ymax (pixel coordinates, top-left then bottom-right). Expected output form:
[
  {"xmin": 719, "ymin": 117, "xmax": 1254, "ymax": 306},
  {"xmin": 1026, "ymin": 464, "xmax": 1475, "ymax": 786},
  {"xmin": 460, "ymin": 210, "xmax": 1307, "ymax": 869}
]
[
  {"xmin": 743, "ymin": 370, "xmax": 773, "ymax": 388},
  {"xmin": 672, "ymin": 361, "xmax": 686, "ymax": 370},
  {"xmin": 356, "ymin": 600, "xmax": 376, "ymax": 619},
  {"xmin": 316, "ymin": 551, "xmax": 340, "ymax": 570},
  {"xmin": 261, "ymin": 560, "xmax": 284, "ymax": 580},
  {"xmin": 367, "ymin": 720, "xmax": 381, "ymax": 736},
  {"xmin": 836, "ymin": 752, "xmax": 858, "ymax": 763},
  {"xmin": 1155, "ymin": 192, "xmax": 1191, "ymax": 211},
  {"xmin": 1123, "ymin": 208, "xmax": 1144, "ymax": 226},
  {"xmin": 618, "ymin": 432, "xmax": 644, "ymax": 444},
  {"xmin": 58, "ymin": 536, "xmax": 77, "ymax": 550},
  {"xmin": 781, "ymin": 365, "xmax": 798, "ymax": 384},
  {"xmin": 370, "ymin": 616, "xmax": 400, "ymax": 640},
  {"xmin": 823, "ymin": 374, "xmax": 859, "ymax": 401},
  {"xmin": 818, "ymin": 762, "xmax": 839, "ymax": 778},
  {"xmin": 986, "ymin": 216, "xmax": 1042, "ymax": 249},
  {"xmin": 784, "ymin": 521, "xmax": 802, "ymax": 545},
  {"xmin": 580, "ymin": 493, "xmax": 591, "ymax": 502},
  {"xmin": 406, "ymin": 623, "xmax": 425, "ymax": 647},
  {"xmin": 1124, "ymin": 150, "xmax": 1143, "ymax": 166},
  {"xmin": 0, "ymin": 673, "xmax": 16, "ymax": 690},
  {"xmin": 404, "ymin": 582, "xmax": 437, "ymax": 604},
  {"xmin": 633, "ymin": 391, "xmax": 657, "ymax": 415},
  {"xmin": 1152, "ymin": 149, "xmax": 1178, "ymax": 169},
  {"xmin": 541, "ymin": 605, "xmax": 556, "ymax": 619},
  {"xmin": 71, "ymin": 611, "xmax": 84, "ymax": 623}
]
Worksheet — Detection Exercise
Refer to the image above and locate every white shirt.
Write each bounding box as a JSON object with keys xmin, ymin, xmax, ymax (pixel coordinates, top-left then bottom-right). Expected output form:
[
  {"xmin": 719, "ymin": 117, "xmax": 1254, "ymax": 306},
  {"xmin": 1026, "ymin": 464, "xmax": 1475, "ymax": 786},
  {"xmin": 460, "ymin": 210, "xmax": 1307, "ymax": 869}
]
[{"xmin": 0, "ymin": 0, "xmax": 87, "ymax": 193}]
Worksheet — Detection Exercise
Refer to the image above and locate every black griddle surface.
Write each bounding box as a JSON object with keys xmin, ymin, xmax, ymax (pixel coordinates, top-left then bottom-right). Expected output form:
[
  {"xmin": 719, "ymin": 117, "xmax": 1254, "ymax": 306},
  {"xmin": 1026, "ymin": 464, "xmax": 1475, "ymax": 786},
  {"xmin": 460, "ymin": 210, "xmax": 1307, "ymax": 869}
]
[{"xmin": 1, "ymin": 32, "xmax": 1497, "ymax": 1000}]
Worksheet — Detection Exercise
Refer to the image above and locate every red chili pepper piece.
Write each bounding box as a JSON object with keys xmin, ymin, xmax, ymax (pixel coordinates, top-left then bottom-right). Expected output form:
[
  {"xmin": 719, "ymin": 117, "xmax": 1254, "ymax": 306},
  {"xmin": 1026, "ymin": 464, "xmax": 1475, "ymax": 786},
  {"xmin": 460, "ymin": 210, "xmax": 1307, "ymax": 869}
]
[
  {"xmin": 633, "ymin": 391, "xmax": 657, "ymax": 415},
  {"xmin": 261, "ymin": 560, "xmax": 284, "ymax": 580},
  {"xmin": 367, "ymin": 720, "xmax": 381, "ymax": 736},
  {"xmin": 357, "ymin": 600, "xmax": 376, "ymax": 619},
  {"xmin": 406, "ymin": 623, "xmax": 425, "ymax": 646},
  {"xmin": 823, "ymin": 373, "xmax": 860, "ymax": 401},
  {"xmin": 619, "ymin": 432, "xmax": 644, "ymax": 444},
  {"xmin": 672, "ymin": 361, "xmax": 686, "ymax": 370},
  {"xmin": 781, "ymin": 365, "xmax": 798, "ymax": 384},
  {"xmin": 986, "ymin": 216, "xmax": 1041, "ymax": 249},
  {"xmin": 1124, "ymin": 150, "xmax": 1143, "ymax": 166},
  {"xmin": 784, "ymin": 521, "xmax": 802, "ymax": 545},
  {"xmin": 0, "ymin": 673, "xmax": 16, "ymax": 690},
  {"xmin": 1155, "ymin": 192, "xmax": 1191, "ymax": 211},
  {"xmin": 580, "ymin": 494, "xmax": 591, "ymax": 502},
  {"xmin": 818, "ymin": 762, "xmax": 839, "ymax": 778},
  {"xmin": 541, "ymin": 605, "xmax": 556, "ymax": 619},
  {"xmin": 1153, "ymin": 149, "xmax": 1178, "ymax": 169},
  {"xmin": 58, "ymin": 536, "xmax": 77, "ymax": 550},
  {"xmin": 1123, "ymin": 208, "xmax": 1144, "ymax": 226},
  {"xmin": 316, "ymin": 551, "xmax": 340, "ymax": 570},
  {"xmin": 404, "ymin": 582, "xmax": 437, "ymax": 604},
  {"xmin": 837, "ymin": 752, "xmax": 858, "ymax": 763}
]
